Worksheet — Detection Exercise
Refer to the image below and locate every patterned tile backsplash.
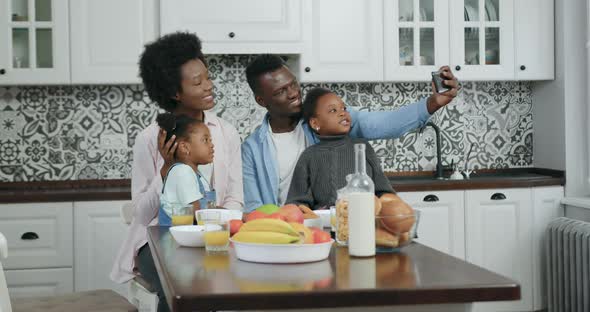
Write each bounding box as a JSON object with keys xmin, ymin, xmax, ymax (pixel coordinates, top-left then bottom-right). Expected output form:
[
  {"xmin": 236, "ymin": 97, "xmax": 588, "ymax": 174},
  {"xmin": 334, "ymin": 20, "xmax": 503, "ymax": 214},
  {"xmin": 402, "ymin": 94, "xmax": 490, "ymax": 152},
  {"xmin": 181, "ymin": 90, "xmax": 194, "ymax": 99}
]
[{"xmin": 0, "ymin": 55, "xmax": 532, "ymax": 182}]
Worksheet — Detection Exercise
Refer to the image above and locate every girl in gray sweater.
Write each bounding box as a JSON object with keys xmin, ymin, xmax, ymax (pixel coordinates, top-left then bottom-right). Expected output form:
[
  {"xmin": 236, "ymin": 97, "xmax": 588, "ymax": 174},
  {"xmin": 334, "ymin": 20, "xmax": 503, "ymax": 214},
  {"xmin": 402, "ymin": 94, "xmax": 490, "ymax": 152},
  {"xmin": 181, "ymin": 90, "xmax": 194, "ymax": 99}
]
[{"xmin": 286, "ymin": 88, "xmax": 395, "ymax": 210}]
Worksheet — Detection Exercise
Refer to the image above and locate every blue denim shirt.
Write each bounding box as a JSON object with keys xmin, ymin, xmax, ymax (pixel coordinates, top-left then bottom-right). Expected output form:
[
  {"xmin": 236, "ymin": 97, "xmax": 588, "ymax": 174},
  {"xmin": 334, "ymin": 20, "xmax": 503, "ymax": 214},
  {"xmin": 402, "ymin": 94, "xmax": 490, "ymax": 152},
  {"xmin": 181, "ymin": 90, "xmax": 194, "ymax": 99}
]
[{"xmin": 241, "ymin": 98, "xmax": 431, "ymax": 212}]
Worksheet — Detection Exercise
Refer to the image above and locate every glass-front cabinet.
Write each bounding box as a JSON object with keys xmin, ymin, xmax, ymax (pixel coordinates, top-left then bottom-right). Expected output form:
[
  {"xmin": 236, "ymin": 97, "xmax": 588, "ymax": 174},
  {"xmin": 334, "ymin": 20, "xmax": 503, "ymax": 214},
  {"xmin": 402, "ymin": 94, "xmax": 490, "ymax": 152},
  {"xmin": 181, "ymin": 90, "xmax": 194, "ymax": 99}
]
[
  {"xmin": 0, "ymin": 0, "xmax": 69, "ymax": 85},
  {"xmin": 450, "ymin": 0, "xmax": 514, "ymax": 80},
  {"xmin": 384, "ymin": 0, "xmax": 449, "ymax": 81},
  {"xmin": 385, "ymin": 0, "xmax": 519, "ymax": 81}
]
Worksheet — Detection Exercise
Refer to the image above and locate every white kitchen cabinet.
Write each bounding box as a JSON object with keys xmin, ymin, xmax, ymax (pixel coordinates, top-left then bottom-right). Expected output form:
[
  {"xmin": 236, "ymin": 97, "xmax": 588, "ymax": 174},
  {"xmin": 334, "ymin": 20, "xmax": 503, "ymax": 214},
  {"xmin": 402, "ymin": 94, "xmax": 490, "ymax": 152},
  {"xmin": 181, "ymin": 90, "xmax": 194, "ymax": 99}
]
[
  {"xmin": 69, "ymin": 0, "xmax": 158, "ymax": 84},
  {"xmin": 0, "ymin": 202, "xmax": 73, "ymax": 270},
  {"xmin": 398, "ymin": 186, "xmax": 563, "ymax": 312},
  {"xmin": 0, "ymin": 202, "xmax": 73, "ymax": 298},
  {"xmin": 74, "ymin": 200, "xmax": 129, "ymax": 297},
  {"xmin": 397, "ymin": 190, "xmax": 465, "ymax": 259},
  {"xmin": 161, "ymin": 0, "xmax": 302, "ymax": 54},
  {"xmin": 383, "ymin": 0, "xmax": 450, "ymax": 81},
  {"xmin": 0, "ymin": 0, "xmax": 69, "ymax": 85},
  {"xmin": 531, "ymin": 186, "xmax": 564, "ymax": 311},
  {"xmin": 381, "ymin": 0, "xmax": 553, "ymax": 82},
  {"xmin": 299, "ymin": 0, "xmax": 383, "ymax": 82},
  {"xmin": 514, "ymin": 0, "xmax": 554, "ymax": 80},
  {"xmin": 465, "ymin": 188, "xmax": 533, "ymax": 312},
  {"xmin": 5, "ymin": 268, "xmax": 73, "ymax": 298},
  {"xmin": 450, "ymin": 0, "xmax": 515, "ymax": 80}
]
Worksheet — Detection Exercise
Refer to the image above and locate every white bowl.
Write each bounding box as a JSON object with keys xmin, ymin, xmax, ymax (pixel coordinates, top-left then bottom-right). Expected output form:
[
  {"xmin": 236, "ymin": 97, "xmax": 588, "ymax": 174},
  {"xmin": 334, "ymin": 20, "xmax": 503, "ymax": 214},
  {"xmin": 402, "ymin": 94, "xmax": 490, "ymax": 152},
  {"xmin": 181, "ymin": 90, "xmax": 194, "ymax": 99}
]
[
  {"xmin": 195, "ymin": 209, "xmax": 243, "ymax": 223},
  {"xmin": 314, "ymin": 210, "xmax": 332, "ymax": 229},
  {"xmin": 230, "ymin": 239, "xmax": 334, "ymax": 263},
  {"xmin": 169, "ymin": 225, "xmax": 206, "ymax": 247},
  {"xmin": 303, "ymin": 218, "xmax": 322, "ymax": 228}
]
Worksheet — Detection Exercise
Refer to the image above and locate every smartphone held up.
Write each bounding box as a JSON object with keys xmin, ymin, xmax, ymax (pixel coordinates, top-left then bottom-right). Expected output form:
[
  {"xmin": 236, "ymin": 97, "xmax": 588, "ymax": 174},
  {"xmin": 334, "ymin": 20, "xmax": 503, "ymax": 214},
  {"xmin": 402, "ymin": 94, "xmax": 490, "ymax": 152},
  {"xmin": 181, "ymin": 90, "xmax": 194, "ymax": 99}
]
[{"xmin": 431, "ymin": 71, "xmax": 450, "ymax": 94}]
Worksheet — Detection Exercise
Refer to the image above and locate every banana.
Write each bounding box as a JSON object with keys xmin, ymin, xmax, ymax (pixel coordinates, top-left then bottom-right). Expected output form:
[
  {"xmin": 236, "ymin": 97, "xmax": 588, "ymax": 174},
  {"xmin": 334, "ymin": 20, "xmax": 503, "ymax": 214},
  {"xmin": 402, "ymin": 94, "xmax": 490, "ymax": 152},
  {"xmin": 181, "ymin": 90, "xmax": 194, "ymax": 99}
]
[
  {"xmin": 239, "ymin": 219, "xmax": 299, "ymax": 237},
  {"xmin": 232, "ymin": 231, "xmax": 300, "ymax": 244}
]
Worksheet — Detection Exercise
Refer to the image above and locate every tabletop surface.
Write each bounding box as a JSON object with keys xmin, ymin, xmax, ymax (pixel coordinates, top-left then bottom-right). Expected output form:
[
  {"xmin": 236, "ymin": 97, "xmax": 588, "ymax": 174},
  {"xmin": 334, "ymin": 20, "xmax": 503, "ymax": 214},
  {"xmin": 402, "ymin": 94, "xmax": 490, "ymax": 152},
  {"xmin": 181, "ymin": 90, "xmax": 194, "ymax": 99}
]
[{"xmin": 147, "ymin": 226, "xmax": 520, "ymax": 311}]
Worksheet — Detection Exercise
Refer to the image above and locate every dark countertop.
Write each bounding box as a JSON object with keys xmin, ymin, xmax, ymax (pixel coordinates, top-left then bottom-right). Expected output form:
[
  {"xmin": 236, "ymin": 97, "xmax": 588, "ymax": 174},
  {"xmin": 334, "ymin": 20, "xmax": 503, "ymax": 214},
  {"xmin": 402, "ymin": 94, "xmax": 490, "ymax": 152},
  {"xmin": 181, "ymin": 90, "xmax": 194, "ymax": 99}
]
[
  {"xmin": 388, "ymin": 167, "xmax": 565, "ymax": 192},
  {"xmin": 0, "ymin": 168, "xmax": 564, "ymax": 204},
  {"xmin": 147, "ymin": 226, "xmax": 520, "ymax": 311}
]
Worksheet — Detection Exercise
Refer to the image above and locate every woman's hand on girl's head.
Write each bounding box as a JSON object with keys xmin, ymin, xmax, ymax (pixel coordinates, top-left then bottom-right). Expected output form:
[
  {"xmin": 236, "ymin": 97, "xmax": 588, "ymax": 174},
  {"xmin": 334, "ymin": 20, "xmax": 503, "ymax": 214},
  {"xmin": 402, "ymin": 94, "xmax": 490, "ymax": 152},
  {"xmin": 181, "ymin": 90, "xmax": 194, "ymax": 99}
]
[{"xmin": 158, "ymin": 128, "xmax": 178, "ymax": 178}]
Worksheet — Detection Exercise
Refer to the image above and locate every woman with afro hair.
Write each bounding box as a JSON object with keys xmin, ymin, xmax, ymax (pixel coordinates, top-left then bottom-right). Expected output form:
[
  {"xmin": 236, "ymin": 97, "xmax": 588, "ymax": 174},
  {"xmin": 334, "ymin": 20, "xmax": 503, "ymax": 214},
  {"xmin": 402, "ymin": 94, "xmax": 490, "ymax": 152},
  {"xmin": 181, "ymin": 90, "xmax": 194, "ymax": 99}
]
[{"xmin": 110, "ymin": 32, "xmax": 243, "ymax": 312}]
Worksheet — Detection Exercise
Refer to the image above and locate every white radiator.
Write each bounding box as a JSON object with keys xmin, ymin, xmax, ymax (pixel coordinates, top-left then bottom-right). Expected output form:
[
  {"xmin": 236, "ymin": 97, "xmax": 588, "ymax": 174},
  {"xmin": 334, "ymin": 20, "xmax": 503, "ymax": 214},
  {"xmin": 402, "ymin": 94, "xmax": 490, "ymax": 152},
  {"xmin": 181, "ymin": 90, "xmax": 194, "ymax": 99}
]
[{"xmin": 547, "ymin": 217, "xmax": 590, "ymax": 312}]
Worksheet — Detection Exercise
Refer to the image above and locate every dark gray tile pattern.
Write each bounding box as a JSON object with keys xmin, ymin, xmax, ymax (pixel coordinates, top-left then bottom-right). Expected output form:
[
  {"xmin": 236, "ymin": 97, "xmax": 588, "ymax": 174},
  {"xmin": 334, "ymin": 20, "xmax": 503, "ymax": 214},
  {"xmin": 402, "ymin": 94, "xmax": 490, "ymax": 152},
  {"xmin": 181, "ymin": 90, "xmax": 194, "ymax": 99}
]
[{"xmin": 0, "ymin": 55, "xmax": 532, "ymax": 181}]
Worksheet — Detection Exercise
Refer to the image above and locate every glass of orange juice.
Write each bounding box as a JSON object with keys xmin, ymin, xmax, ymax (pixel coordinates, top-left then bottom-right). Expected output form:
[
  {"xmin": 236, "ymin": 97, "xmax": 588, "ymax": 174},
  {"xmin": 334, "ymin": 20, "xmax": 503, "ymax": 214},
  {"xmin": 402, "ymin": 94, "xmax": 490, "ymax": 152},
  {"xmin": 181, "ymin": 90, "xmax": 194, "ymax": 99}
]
[
  {"xmin": 330, "ymin": 206, "xmax": 336, "ymax": 232},
  {"xmin": 202, "ymin": 211, "xmax": 229, "ymax": 252},
  {"xmin": 171, "ymin": 204, "xmax": 194, "ymax": 225}
]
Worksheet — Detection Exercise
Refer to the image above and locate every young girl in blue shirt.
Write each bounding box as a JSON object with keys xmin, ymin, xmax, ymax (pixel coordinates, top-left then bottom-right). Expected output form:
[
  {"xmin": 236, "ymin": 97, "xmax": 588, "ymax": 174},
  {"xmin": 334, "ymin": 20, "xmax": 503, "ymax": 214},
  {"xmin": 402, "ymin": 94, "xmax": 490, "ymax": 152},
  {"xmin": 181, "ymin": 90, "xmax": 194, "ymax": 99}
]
[{"xmin": 156, "ymin": 113, "xmax": 215, "ymax": 225}]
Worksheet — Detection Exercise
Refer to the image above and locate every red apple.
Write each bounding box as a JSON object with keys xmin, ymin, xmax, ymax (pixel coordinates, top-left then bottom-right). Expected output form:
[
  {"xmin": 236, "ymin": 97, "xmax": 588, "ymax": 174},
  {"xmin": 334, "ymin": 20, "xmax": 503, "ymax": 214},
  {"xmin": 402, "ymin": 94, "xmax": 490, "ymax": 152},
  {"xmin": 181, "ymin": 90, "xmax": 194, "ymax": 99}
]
[
  {"xmin": 278, "ymin": 204, "xmax": 304, "ymax": 223},
  {"xmin": 244, "ymin": 210, "xmax": 268, "ymax": 222},
  {"xmin": 268, "ymin": 212, "xmax": 286, "ymax": 221},
  {"xmin": 229, "ymin": 219, "xmax": 243, "ymax": 236},
  {"xmin": 311, "ymin": 228, "xmax": 331, "ymax": 244},
  {"xmin": 313, "ymin": 277, "xmax": 333, "ymax": 289}
]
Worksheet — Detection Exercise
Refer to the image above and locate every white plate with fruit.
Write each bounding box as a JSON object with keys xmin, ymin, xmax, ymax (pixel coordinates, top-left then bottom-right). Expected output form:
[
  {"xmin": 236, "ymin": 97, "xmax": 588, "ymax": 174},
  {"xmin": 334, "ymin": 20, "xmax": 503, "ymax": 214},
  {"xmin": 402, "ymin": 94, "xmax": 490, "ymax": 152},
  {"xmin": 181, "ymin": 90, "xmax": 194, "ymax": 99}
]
[{"xmin": 230, "ymin": 204, "xmax": 333, "ymax": 263}]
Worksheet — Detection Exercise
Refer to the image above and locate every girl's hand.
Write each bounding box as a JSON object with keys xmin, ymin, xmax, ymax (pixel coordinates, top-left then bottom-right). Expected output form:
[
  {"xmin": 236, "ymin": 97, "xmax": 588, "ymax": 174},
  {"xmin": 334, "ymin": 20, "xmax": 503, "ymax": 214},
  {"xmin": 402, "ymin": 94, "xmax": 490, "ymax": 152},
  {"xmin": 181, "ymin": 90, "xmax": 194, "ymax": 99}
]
[{"xmin": 158, "ymin": 129, "xmax": 177, "ymax": 178}]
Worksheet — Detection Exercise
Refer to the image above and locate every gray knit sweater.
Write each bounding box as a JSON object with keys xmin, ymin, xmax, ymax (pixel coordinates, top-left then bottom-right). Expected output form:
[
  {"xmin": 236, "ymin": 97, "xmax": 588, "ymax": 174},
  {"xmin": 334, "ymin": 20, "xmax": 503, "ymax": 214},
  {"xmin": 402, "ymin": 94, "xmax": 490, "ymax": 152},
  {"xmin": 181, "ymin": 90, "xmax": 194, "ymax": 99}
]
[{"xmin": 286, "ymin": 135, "xmax": 394, "ymax": 210}]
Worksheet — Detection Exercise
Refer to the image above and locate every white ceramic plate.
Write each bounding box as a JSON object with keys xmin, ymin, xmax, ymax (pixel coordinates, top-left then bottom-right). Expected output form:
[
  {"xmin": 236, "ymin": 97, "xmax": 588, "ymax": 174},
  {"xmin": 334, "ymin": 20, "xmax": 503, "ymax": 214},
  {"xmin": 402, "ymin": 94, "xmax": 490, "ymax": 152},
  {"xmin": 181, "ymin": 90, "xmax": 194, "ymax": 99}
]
[
  {"xmin": 230, "ymin": 239, "xmax": 334, "ymax": 263},
  {"xmin": 230, "ymin": 257, "xmax": 333, "ymax": 282}
]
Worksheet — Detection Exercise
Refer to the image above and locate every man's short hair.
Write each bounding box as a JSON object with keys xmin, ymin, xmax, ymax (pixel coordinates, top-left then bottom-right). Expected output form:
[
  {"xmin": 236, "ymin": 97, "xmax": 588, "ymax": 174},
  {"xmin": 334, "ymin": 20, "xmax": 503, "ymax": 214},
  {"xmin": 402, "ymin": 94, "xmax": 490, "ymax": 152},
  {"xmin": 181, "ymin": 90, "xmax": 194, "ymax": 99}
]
[{"xmin": 245, "ymin": 54, "xmax": 286, "ymax": 95}]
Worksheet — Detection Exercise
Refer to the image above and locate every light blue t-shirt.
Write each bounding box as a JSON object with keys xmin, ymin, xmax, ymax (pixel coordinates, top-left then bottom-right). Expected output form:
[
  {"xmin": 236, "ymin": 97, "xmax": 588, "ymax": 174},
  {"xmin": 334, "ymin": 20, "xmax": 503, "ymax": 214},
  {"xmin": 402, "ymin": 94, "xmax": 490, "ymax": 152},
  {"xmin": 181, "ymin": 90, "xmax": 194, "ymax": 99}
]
[{"xmin": 160, "ymin": 163, "xmax": 211, "ymax": 216}]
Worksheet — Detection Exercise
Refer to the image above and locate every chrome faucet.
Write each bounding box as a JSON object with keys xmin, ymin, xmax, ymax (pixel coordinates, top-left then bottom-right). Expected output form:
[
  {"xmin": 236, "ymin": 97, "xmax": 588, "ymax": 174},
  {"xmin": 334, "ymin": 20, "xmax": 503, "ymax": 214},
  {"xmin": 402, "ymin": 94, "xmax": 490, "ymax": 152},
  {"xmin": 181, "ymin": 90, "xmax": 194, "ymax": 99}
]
[{"xmin": 420, "ymin": 121, "xmax": 444, "ymax": 179}]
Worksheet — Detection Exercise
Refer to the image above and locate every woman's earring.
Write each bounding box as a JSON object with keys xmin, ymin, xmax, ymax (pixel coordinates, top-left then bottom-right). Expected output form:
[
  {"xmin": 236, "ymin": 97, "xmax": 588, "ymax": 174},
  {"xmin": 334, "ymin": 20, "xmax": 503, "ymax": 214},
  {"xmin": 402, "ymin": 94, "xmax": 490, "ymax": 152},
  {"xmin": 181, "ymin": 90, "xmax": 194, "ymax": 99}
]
[
  {"xmin": 316, "ymin": 127, "xmax": 320, "ymax": 131},
  {"xmin": 186, "ymin": 151, "xmax": 189, "ymax": 156}
]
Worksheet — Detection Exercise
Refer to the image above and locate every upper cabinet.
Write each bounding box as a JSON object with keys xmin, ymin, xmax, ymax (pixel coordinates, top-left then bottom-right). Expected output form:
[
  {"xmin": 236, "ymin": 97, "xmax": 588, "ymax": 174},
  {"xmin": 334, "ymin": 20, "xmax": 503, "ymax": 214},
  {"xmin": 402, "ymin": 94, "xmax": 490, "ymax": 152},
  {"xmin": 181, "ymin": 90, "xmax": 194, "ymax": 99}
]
[
  {"xmin": 514, "ymin": 0, "xmax": 554, "ymax": 80},
  {"xmin": 0, "ymin": 0, "xmax": 554, "ymax": 85},
  {"xmin": 384, "ymin": 0, "xmax": 450, "ymax": 81},
  {"xmin": 69, "ymin": 0, "xmax": 158, "ymax": 84},
  {"xmin": 0, "ymin": 0, "xmax": 70, "ymax": 85},
  {"xmin": 160, "ymin": 0, "xmax": 303, "ymax": 54},
  {"xmin": 299, "ymin": 0, "xmax": 383, "ymax": 82},
  {"xmin": 449, "ymin": 0, "xmax": 515, "ymax": 80},
  {"xmin": 305, "ymin": 0, "xmax": 552, "ymax": 82}
]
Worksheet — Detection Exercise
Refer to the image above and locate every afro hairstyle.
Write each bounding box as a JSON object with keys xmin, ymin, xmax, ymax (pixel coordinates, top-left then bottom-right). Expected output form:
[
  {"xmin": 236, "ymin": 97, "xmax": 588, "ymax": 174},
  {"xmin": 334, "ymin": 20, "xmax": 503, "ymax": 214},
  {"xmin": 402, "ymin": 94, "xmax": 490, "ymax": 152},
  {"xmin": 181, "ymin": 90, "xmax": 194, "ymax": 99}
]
[{"xmin": 139, "ymin": 32, "xmax": 206, "ymax": 112}]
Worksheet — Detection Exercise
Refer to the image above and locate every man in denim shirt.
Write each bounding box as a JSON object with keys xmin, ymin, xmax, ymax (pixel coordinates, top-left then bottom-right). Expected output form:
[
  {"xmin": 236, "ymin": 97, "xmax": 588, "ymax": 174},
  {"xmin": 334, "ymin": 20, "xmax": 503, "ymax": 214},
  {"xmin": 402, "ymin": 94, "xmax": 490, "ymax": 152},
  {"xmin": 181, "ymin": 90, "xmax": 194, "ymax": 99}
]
[{"xmin": 242, "ymin": 55, "xmax": 458, "ymax": 212}]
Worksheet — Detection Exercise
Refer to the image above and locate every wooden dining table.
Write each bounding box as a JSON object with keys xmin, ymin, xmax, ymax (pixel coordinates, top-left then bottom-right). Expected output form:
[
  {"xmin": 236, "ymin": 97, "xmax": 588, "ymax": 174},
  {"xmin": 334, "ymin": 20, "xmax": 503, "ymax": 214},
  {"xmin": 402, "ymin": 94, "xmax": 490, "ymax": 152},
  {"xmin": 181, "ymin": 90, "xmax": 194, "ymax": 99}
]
[{"xmin": 147, "ymin": 226, "xmax": 520, "ymax": 311}]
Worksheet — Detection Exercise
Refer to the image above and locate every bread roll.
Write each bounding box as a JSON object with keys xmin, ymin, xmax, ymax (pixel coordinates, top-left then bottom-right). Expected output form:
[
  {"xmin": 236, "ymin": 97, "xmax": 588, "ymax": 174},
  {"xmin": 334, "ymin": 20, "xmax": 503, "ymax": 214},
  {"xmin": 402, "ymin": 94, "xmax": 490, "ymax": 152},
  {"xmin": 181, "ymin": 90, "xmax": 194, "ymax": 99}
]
[
  {"xmin": 379, "ymin": 195, "xmax": 415, "ymax": 233},
  {"xmin": 376, "ymin": 228, "xmax": 399, "ymax": 248}
]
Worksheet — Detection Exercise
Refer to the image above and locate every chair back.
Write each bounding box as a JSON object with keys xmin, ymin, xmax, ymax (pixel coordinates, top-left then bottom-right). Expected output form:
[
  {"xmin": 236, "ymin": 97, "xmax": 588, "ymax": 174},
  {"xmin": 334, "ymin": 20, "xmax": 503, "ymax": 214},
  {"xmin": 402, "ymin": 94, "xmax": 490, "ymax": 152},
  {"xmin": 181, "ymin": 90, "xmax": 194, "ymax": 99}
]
[{"xmin": 120, "ymin": 202, "xmax": 134, "ymax": 225}]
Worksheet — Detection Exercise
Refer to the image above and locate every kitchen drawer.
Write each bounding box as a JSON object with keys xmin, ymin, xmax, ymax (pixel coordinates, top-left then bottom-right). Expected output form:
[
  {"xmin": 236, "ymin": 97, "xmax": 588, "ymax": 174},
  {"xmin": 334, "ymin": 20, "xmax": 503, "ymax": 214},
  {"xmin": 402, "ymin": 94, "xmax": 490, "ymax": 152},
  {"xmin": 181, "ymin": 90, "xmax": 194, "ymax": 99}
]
[
  {"xmin": 397, "ymin": 191, "xmax": 466, "ymax": 260},
  {"xmin": 0, "ymin": 202, "xmax": 73, "ymax": 269},
  {"xmin": 5, "ymin": 267, "xmax": 74, "ymax": 298}
]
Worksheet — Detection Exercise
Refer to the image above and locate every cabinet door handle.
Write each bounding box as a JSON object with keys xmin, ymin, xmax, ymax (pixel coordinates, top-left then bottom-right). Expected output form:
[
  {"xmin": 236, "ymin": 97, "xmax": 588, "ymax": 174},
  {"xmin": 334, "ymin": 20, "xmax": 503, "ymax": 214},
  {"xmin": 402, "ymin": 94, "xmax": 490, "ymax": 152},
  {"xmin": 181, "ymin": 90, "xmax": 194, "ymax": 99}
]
[
  {"xmin": 423, "ymin": 194, "xmax": 439, "ymax": 202},
  {"xmin": 491, "ymin": 193, "xmax": 506, "ymax": 200},
  {"xmin": 0, "ymin": 69, "xmax": 5, "ymax": 75},
  {"xmin": 520, "ymin": 65, "xmax": 526, "ymax": 71},
  {"xmin": 455, "ymin": 65, "xmax": 461, "ymax": 71},
  {"xmin": 228, "ymin": 32, "xmax": 235, "ymax": 38},
  {"xmin": 304, "ymin": 67, "xmax": 311, "ymax": 73},
  {"xmin": 21, "ymin": 232, "xmax": 39, "ymax": 240}
]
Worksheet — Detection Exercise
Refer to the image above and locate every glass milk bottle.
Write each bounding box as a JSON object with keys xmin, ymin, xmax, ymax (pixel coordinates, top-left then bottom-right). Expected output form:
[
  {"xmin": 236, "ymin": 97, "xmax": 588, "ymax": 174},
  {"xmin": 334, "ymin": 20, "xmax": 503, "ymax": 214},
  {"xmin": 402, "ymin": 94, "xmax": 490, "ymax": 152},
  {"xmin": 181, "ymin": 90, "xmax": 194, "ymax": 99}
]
[{"xmin": 347, "ymin": 143, "xmax": 376, "ymax": 257}]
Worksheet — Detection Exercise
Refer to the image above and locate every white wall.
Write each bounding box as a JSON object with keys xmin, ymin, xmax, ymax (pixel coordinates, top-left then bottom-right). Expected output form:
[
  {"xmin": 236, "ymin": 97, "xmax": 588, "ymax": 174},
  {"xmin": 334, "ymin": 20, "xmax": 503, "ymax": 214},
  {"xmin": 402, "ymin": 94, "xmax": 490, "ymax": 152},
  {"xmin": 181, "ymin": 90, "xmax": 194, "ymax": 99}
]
[
  {"xmin": 533, "ymin": 0, "xmax": 589, "ymax": 198},
  {"xmin": 532, "ymin": 0, "xmax": 565, "ymax": 171}
]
